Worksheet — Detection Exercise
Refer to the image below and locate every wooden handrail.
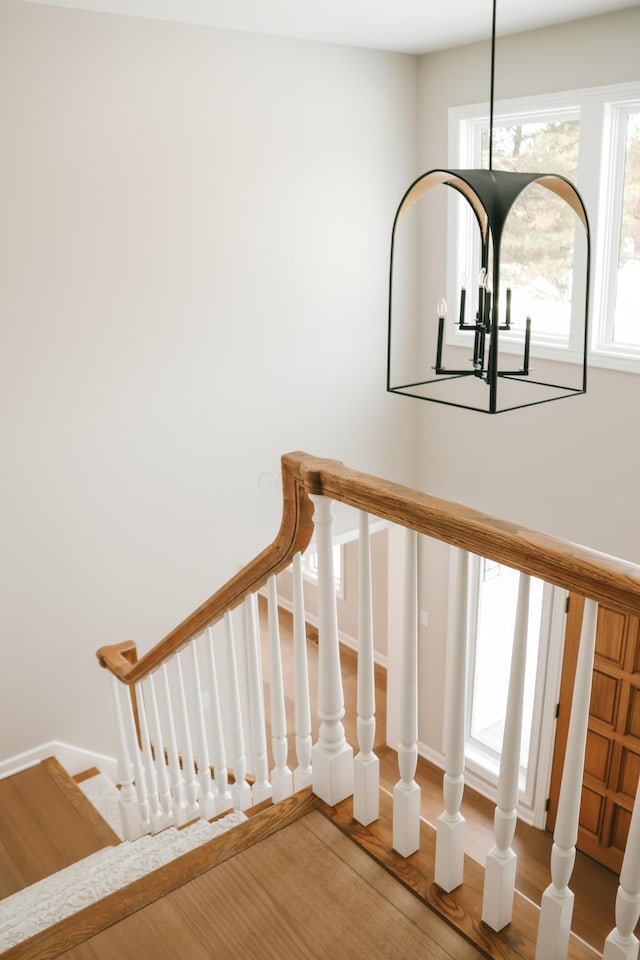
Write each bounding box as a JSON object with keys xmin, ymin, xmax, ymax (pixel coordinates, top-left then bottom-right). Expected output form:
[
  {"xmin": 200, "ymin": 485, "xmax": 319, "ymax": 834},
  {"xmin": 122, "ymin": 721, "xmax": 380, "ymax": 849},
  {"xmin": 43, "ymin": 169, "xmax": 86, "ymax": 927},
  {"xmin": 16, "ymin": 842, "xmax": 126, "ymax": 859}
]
[{"xmin": 98, "ymin": 451, "xmax": 640, "ymax": 684}]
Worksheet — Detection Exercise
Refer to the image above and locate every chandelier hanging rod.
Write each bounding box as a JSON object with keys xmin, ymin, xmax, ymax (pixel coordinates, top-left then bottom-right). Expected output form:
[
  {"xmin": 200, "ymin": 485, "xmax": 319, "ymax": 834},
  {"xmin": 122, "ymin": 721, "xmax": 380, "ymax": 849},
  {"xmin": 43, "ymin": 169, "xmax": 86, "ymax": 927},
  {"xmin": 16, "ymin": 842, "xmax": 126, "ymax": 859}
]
[{"xmin": 489, "ymin": 0, "xmax": 497, "ymax": 171}]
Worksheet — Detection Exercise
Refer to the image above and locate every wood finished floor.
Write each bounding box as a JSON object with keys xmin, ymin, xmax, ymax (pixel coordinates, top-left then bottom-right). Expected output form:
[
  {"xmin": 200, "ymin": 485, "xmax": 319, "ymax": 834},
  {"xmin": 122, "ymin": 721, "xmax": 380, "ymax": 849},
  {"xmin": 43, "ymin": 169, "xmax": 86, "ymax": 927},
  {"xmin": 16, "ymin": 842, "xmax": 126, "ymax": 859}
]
[
  {"xmin": 60, "ymin": 811, "xmax": 484, "ymax": 960},
  {"xmin": 259, "ymin": 599, "xmax": 624, "ymax": 953},
  {"xmin": 0, "ymin": 758, "xmax": 120, "ymax": 899}
]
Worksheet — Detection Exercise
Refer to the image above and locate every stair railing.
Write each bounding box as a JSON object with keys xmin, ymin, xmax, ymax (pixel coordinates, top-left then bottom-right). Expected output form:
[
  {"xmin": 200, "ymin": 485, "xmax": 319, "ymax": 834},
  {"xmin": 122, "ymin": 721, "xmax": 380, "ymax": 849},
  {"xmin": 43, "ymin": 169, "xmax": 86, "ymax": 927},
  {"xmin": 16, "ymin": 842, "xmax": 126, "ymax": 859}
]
[{"xmin": 97, "ymin": 451, "xmax": 640, "ymax": 960}]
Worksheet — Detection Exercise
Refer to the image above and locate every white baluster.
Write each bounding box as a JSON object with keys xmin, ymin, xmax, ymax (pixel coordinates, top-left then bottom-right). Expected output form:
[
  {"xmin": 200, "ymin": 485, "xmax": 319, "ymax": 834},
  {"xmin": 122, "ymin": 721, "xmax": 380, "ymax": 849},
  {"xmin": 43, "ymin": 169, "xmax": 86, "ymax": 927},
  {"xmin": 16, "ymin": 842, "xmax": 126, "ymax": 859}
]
[
  {"xmin": 143, "ymin": 673, "xmax": 173, "ymax": 830},
  {"xmin": 244, "ymin": 595, "xmax": 272, "ymax": 803},
  {"xmin": 435, "ymin": 547, "xmax": 468, "ymax": 891},
  {"xmin": 267, "ymin": 575, "xmax": 294, "ymax": 802},
  {"xmin": 189, "ymin": 638, "xmax": 216, "ymax": 819},
  {"xmin": 110, "ymin": 676, "xmax": 142, "ymax": 840},
  {"xmin": 603, "ymin": 774, "xmax": 640, "ymax": 960},
  {"xmin": 224, "ymin": 610, "xmax": 253, "ymax": 811},
  {"xmin": 310, "ymin": 495, "xmax": 353, "ymax": 806},
  {"xmin": 205, "ymin": 626, "xmax": 233, "ymax": 814},
  {"xmin": 393, "ymin": 528, "xmax": 421, "ymax": 857},
  {"xmin": 136, "ymin": 681, "xmax": 163, "ymax": 832},
  {"xmin": 160, "ymin": 662, "xmax": 188, "ymax": 826},
  {"xmin": 536, "ymin": 598, "xmax": 598, "ymax": 960},
  {"xmin": 482, "ymin": 573, "xmax": 531, "ymax": 929},
  {"xmin": 354, "ymin": 511, "xmax": 379, "ymax": 825},
  {"xmin": 174, "ymin": 651, "xmax": 200, "ymax": 819},
  {"xmin": 121, "ymin": 684, "xmax": 150, "ymax": 833},
  {"xmin": 292, "ymin": 552, "xmax": 313, "ymax": 791}
]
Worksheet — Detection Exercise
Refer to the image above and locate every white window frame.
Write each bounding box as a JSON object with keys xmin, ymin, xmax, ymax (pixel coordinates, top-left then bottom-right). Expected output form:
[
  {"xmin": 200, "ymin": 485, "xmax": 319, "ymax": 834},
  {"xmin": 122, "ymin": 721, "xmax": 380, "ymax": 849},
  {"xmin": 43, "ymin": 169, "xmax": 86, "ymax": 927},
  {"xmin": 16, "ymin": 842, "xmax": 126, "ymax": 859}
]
[
  {"xmin": 591, "ymin": 99, "xmax": 640, "ymax": 368},
  {"xmin": 448, "ymin": 81, "xmax": 640, "ymax": 374}
]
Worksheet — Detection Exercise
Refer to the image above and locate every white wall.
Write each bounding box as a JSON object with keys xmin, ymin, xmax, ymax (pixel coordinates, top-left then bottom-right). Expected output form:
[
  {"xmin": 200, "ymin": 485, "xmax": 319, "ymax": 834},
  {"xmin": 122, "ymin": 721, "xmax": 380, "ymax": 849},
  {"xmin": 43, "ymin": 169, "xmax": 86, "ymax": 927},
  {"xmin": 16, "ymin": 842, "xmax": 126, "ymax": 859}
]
[
  {"xmin": 0, "ymin": 0, "xmax": 419, "ymax": 761},
  {"xmin": 415, "ymin": 6, "xmax": 640, "ymax": 757}
]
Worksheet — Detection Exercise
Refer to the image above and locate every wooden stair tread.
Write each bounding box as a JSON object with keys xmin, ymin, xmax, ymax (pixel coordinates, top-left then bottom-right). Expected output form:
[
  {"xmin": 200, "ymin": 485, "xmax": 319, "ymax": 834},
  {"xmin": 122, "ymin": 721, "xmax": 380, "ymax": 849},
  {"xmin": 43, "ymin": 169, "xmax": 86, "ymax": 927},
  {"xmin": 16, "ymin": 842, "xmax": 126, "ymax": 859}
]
[{"xmin": 0, "ymin": 758, "xmax": 120, "ymax": 897}]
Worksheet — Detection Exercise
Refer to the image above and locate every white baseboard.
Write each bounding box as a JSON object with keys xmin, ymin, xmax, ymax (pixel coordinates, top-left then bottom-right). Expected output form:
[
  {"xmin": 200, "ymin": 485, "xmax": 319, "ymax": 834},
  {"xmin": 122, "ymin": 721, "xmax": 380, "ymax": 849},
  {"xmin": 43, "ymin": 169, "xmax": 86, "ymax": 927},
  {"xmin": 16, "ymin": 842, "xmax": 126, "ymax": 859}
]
[
  {"xmin": 415, "ymin": 740, "xmax": 537, "ymax": 828},
  {"xmin": 417, "ymin": 740, "xmax": 445, "ymax": 772},
  {"xmin": 0, "ymin": 741, "xmax": 118, "ymax": 783}
]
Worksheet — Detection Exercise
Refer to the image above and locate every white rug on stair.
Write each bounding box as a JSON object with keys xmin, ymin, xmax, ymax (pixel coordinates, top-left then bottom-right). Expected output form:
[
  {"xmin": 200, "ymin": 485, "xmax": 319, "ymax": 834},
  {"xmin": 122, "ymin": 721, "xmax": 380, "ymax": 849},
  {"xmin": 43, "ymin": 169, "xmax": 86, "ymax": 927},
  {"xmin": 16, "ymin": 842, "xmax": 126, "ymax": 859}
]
[
  {"xmin": 77, "ymin": 773, "xmax": 124, "ymax": 840},
  {"xmin": 0, "ymin": 804, "xmax": 248, "ymax": 952}
]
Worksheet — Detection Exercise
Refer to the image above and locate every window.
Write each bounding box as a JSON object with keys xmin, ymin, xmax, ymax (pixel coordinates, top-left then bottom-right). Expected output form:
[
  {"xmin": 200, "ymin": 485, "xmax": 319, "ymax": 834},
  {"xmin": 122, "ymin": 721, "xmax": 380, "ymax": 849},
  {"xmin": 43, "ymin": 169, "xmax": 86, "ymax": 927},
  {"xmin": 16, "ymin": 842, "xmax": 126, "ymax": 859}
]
[
  {"xmin": 449, "ymin": 82, "xmax": 640, "ymax": 372},
  {"xmin": 596, "ymin": 105, "xmax": 640, "ymax": 360}
]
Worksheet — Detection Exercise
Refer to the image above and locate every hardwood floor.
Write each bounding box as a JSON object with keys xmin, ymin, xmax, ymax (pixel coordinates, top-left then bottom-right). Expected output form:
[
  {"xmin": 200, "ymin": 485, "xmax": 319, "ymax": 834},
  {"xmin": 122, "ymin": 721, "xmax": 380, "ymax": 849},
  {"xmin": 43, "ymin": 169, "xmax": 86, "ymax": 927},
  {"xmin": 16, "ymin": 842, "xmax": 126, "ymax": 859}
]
[
  {"xmin": 0, "ymin": 758, "xmax": 120, "ymax": 899},
  {"xmin": 60, "ymin": 811, "xmax": 483, "ymax": 960},
  {"xmin": 259, "ymin": 598, "xmax": 625, "ymax": 954}
]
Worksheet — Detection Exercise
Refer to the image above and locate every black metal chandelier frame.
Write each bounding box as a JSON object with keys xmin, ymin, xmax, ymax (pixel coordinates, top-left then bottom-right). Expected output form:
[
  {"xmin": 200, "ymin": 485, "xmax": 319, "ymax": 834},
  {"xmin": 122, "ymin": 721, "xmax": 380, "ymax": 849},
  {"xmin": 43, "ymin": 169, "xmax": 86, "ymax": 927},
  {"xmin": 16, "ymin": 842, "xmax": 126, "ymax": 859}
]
[{"xmin": 386, "ymin": 1, "xmax": 591, "ymax": 415}]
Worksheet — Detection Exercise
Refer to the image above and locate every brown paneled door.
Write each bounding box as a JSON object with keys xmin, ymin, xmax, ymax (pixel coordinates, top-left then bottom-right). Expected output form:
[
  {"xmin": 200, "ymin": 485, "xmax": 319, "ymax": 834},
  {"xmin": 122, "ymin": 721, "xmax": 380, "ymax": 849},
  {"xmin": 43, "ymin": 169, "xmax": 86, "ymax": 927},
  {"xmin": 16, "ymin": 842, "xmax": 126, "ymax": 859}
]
[{"xmin": 547, "ymin": 595, "xmax": 640, "ymax": 873}]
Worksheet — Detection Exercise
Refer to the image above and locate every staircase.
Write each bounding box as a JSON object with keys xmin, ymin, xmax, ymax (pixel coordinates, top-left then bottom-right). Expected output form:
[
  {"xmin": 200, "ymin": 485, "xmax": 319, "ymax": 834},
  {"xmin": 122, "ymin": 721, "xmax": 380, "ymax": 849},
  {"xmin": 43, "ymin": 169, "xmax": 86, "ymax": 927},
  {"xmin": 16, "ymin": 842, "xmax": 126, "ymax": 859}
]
[
  {"xmin": 0, "ymin": 756, "xmax": 603, "ymax": 960},
  {"xmin": 6, "ymin": 453, "xmax": 640, "ymax": 960}
]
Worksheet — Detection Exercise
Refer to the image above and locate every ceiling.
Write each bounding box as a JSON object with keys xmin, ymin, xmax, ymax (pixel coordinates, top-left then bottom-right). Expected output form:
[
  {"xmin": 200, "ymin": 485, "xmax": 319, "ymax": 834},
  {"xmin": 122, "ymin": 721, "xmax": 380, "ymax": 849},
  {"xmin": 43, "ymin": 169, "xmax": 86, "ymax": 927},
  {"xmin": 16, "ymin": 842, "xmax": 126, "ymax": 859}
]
[{"xmin": 24, "ymin": 0, "xmax": 640, "ymax": 53}]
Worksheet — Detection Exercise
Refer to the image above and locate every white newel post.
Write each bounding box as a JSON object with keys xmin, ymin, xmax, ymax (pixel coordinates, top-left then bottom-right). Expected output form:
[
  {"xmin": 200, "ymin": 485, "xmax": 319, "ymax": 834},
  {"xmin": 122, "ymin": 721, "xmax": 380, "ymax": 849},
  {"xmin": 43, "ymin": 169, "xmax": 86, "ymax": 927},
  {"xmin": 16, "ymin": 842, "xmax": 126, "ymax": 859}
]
[
  {"xmin": 354, "ymin": 511, "xmax": 379, "ymax": 826},
  {"xmin": 143, "ymin": 673, "xmax": 173, "ymax": 830},
  {"xmin": 160, "ymin": 663, "xmax": 188, "ymax": 826},
  {"xmin": 244, "ymin": 595, "xmax": 272, "ymax": 804},
  {"xmin": 536, "ymin": 598, "xmax": 598, "ymax": 960},
  {"xmin": 435, "ymin": 547, "xmax": 468, "ymax": 892},
  {"xmin": 482, "ymin": 573, "xmax": 531, "ymax": 930},
  {"xmin": 136, "ymin": 681, "xmax": 163, "ymax": 832},
  {"xmin": 110, "ymin": 676, "xmax": 142, "ymax": 840},
  {"xmin": 292, "ymin": 552, "xmax": 313, "ymax": 791},
  {"xmin": 603, "ymin": 773, "xmax": 640, "ymax": 960},
  {"xmin": 310, "ymin": 494, "xmax": 353, "ymax": 807},
  {"xmin": 223, "ymin": 610, "xmax": 252, "ymax": 811},
  {"xmin": 393, "ymin": 528, "xmax": 421, "ymax": 857},
  {"xmin": 189, "ymin": 639, "xmax": 216, "ymax": 819},
  {"xmin": 267, "ymin": 576, "xmax": 294, "ymax": 802},
  {"xmin": 205, "ymin": 627, "xmax": 233, "ymax": 815},
  {"xmin": 174, "ymin": 651, "xmax": 200, "ymax": 819}
]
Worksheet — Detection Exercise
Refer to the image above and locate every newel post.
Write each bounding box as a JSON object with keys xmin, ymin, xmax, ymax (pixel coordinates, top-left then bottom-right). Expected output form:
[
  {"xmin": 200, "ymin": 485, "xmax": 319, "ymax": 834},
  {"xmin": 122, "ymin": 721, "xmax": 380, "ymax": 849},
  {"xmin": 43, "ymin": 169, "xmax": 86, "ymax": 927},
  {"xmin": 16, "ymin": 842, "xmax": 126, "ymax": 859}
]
[{"xmin": 310, "ymin": 494, "xmax": 353, "ymax": 806}]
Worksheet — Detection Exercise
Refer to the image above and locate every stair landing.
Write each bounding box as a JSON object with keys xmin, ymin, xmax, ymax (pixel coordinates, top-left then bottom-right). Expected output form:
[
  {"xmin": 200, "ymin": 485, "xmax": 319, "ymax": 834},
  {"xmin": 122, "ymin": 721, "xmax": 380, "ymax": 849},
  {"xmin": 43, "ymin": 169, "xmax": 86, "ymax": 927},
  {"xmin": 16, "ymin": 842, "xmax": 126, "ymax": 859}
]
[{"xmin": 59, "ymin": 809, "xmax": 484, "ymax": 960}]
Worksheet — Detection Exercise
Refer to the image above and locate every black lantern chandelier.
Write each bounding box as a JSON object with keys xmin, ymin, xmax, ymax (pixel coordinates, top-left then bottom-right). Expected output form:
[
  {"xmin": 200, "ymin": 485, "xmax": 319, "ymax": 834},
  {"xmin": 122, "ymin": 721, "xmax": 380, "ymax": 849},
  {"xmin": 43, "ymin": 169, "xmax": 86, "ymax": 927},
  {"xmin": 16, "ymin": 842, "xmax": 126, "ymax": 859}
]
[{"xmin": 387, "ymin": 1, "xmax": 591, "ymax": 414}]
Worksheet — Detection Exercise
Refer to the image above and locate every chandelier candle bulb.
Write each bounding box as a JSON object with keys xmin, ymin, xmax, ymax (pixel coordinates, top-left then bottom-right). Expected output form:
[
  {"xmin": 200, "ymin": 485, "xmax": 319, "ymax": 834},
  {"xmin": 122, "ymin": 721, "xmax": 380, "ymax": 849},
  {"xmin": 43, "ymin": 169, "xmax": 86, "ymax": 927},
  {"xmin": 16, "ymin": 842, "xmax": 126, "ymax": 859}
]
[
  {"xmin": 478, "ymin": 270, "xmax": 487, "ymax": 328},
  {"xmin": 524, "ymin": 317, "xmax": 531, "ymax": 373},
  {"xmin": 435, "ymin": 299, "xmax": 447, "ymax": 371},
  {"xmin": 459, "ymin": 286, "xmax": 466, "ymax": 327}
]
